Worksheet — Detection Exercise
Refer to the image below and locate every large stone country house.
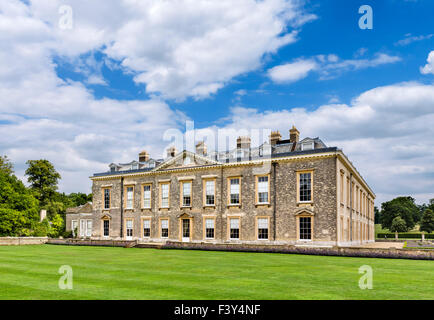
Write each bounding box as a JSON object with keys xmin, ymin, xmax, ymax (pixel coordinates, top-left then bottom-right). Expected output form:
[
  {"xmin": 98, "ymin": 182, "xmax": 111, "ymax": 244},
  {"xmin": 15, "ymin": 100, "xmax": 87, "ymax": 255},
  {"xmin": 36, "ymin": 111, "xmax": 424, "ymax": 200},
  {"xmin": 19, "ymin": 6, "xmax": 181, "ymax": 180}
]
[{"xmin": 66, "ymin": 126, "xmax": 375, "ymax": 247}]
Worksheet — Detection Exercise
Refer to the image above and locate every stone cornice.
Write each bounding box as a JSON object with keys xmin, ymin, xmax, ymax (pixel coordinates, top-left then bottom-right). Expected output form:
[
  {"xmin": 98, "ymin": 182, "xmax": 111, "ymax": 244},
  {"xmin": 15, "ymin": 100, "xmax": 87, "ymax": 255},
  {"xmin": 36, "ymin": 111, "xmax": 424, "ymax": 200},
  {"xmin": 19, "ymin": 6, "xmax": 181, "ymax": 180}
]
[{"xmin": 90, "ymin": 152, "xmax": 340, "ymax": 181}]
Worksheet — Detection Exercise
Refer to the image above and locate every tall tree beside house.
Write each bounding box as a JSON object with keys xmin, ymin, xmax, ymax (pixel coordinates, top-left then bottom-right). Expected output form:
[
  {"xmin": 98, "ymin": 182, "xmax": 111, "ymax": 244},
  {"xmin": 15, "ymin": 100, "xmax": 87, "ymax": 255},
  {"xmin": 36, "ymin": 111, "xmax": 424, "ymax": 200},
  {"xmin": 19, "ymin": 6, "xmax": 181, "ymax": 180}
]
[
  {"xmin": 0, "ymin": 158, "xmax": 39, "ymax": 236},
  {"xmin": 374, "ymin": 206, "xmax": 381, "ymax": 224},
  {"xmin": 380, "ymin": 197, "xmax": 418, "ymax": 232},
  {"xmin": 420, "ymin": 209, "xmax": 434, "ymax": 234},
  {"xmin": 25, "ymin": 160, "xmax": 61, "ymax": 207}
]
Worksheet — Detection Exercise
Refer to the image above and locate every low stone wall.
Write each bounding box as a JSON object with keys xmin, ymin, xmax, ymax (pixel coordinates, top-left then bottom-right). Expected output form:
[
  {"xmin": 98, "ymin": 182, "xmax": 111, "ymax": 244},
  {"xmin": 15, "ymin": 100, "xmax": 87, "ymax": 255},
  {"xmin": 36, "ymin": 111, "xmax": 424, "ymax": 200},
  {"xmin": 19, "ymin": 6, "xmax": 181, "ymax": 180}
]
[
  {"xmin": 163, "ymin": 242, "xmax": 434, "ymax": 260},
  {"xmin": 44, "ymin": 239, "xmax": 433, "ymax": 260},
  {"xmin": 47, "ymin": 238, "xmax": 138, "ymax": 248},
  {"xmin": 0, "ymin": 237, "xmax": 48, "ymax": 246}
]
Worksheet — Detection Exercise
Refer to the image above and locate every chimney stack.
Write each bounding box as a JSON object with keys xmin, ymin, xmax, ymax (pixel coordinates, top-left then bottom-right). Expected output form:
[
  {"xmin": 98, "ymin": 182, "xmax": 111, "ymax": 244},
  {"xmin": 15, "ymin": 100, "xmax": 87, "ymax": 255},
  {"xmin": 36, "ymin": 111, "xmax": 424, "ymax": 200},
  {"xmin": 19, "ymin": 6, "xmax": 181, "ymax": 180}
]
[
  {"xmin": 167, "ymin": 146, "xmax": 177, "ymax": 158},
  {"xmin": 237, "ymin": 136, "xmax": 251, "ymax": 149},
  {"xmin": 269, "ymin": 131, "xmax": 282, "ymax": 146},
  {"xmin": 195, "ymin": 141, "xmax": 207, "ymax": 156},
  {"xmin": 139, "ymin": 150, "xmax": 150, "ymax": 162},
  {"xmin": 289, "ymin": 126, "xmax": 300, "ymax": 144}
]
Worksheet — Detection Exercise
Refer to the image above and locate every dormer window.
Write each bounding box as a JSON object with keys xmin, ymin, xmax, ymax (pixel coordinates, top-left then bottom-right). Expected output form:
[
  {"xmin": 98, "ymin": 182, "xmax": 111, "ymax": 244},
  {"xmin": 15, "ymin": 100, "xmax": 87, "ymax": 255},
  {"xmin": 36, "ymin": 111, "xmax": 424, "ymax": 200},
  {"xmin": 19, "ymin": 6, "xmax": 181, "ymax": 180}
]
[{"xmin": 301, "ymin": 142, "xmax": 314, "ymax": 151}]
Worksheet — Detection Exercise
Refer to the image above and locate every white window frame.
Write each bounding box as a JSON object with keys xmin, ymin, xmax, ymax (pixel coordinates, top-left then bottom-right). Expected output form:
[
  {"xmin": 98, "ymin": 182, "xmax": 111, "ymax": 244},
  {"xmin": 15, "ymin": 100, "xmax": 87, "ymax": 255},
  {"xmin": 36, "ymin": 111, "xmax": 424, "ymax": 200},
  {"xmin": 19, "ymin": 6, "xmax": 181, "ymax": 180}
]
[
  {"xmin": 257, "ymin": 176, "xmax": 269, "ymax": 204},
  {"xmin": 160, "ymin": 219, "xmax": 169, "ymax": 238},
  {"xmin": 160, "ymin": 183, "xmax": 170, "ymax": 208},
  {"xmin": 126, "ymin": 186, "xmax": 134, "ymax": 209},
  {"xmin": 143, "ymin": 184, "xmax": 151, "ymax": 209},
  {"xmin": 257, "ymin": 218, "xmax": 269, "ymax": 240},
  {"xmin": 205, "ymin": 218, "xmax": 215, "ymax": 239},
  {"xmin": 229, "ymin": 218, "xmax": 240, "ymax": 240},
  {"xmin": 182, "ymin": 181, "xmax": 192, "ymax": 207},
  {"xmin": 205, "ymin": 180, "xmax": 215, "ymax": 206}
]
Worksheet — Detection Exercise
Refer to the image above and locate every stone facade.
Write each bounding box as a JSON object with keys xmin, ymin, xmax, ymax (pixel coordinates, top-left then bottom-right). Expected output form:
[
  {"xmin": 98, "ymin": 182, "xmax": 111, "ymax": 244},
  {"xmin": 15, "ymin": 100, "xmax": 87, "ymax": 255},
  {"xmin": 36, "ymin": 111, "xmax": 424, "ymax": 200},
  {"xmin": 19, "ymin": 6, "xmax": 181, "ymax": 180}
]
[{"xmin": 66, "ymin": 129, "xmax": 375, "ymax": 247}]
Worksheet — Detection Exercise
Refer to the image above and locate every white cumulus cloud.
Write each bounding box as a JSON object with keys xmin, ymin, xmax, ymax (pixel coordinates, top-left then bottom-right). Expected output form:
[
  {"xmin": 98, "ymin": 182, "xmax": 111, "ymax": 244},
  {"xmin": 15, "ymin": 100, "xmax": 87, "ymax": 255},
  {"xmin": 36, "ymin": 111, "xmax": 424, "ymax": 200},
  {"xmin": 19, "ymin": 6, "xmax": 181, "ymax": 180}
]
[
  {"xmin": 420, "ymin": 51, "xmax": 434, "ymax": 75},
  {"xmin": 267, "ymin": 59, "xmax": 318, "ymax": 83}
]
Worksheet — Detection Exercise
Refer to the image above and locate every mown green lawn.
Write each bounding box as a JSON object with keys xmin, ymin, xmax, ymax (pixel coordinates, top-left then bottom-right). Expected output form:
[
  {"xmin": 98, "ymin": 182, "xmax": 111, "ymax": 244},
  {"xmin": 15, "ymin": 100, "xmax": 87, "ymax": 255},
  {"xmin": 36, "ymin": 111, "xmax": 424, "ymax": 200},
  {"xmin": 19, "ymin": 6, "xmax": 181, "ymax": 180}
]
[{"xmin": 0, "ymin": 245, "xmax": 432, "ymax": 300}]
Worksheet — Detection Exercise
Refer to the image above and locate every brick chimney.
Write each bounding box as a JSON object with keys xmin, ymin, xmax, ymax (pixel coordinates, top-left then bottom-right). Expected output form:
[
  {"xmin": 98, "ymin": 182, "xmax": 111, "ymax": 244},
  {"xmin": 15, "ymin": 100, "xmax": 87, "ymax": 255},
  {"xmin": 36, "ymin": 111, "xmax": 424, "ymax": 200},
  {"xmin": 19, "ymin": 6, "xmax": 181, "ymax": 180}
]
[
  {"xmin": 167, "ymin": 146, "xmax": 177, "ymax": 158},
  {"xmin": 237, "ymin": 136, "xmax": 251, "ymax": 149},
  {"xmin": 195, "ymin": 141, "xmax": 207, "ymax": 156},
  {"xmin": 269, "ymin": 131, "xmax": 282, "ymax": 146},
  {"xmin": 289, "ymin": 126, "xmax": 300, "ymax": 144},
  {"xmin": 139, "ymin": 150, "xmax": 150, "ymax": 162}
]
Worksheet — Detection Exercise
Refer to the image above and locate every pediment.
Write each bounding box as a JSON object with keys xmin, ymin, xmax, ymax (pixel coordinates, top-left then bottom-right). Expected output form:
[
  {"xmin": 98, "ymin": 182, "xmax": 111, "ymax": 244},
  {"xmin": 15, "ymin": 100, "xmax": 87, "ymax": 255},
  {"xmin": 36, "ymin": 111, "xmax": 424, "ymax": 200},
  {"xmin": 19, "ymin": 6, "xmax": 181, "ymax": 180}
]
[
  {"xmin": 294, "ymin": 207, "xmax": 315, "ymax": 216},
  {"xmin": 178, "ymin": 212, "xmax": 194, "ymax": 219},
  {"xmin": 77, "ymin": 202, "xmax": 93, "ymax": 214},
  {"xmin": 153, "ymin": 151, "xmax": 220, "ymax": 172},
  {"xmin": 101, "ymin": 214, "xmax": 112, "ymax": 220}
]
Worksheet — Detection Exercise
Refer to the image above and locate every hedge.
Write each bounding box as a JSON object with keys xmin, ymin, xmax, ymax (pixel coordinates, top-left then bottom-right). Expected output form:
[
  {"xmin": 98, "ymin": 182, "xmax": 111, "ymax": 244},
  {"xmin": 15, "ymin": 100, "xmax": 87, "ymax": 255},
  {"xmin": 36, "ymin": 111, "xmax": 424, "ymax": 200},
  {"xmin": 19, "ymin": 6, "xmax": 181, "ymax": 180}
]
[{"xmin": 377, "ymin": 233, "xmax": 434, "ymax": 239}]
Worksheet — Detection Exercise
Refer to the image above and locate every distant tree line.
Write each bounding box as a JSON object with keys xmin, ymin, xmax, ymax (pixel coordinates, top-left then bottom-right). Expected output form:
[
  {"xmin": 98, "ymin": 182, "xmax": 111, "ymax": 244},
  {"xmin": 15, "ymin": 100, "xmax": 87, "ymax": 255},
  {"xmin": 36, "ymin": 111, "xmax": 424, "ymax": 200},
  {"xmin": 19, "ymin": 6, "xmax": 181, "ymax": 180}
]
[
  {"xmin": 0, "ymin": 155, "xmax": 92, "ymax": 237},
  {"xmin": 375, "ymin": 196, "xmax": 434, "ymax": 234}
]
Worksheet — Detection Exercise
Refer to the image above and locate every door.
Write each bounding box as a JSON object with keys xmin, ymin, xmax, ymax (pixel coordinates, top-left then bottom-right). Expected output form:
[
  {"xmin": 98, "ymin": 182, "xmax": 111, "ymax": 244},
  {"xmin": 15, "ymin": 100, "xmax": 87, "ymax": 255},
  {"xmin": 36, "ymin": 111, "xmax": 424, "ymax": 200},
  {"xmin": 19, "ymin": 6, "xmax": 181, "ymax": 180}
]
[
  {"xmin": 182, "ymin": 219, "xmax": 190, "ymax": 242},
  {"xmin": 126, "ymin": 220, "xmax": 133, "ymax": 240},
  {"xmin": 71, "ymin": 220, "xmax": 78, "ymax": 237},
  {"xmin": 80, "ymin": 220, "xmax": 86, "ymax": 237}
]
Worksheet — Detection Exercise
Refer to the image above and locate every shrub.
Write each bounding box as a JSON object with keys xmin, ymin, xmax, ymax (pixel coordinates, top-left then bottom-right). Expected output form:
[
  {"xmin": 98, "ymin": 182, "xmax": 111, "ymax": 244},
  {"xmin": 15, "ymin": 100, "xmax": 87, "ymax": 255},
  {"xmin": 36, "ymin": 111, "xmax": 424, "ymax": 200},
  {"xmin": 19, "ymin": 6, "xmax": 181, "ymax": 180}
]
[
  {"xmin": 62, "ymin": 230, "xmax": 73, "ymax": 239},
  {"xmin": 31, "ymin": 219, "xmax": 50, "ymax": 237}
]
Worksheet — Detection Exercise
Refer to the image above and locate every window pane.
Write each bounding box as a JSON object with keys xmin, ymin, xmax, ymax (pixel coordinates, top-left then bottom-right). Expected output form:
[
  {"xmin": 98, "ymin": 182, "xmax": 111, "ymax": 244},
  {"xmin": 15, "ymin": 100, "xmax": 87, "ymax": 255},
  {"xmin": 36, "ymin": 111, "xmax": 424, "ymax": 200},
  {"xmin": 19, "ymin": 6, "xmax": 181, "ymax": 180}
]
[
  {"xmin": 103, "ymin": 220, "xmax": 109, "ymax": 237},
  {"xmin": 205, "ymin": 180, "xmax": 215, "ymax": 205},
  {"xmin": 205, "ymin": 219, "xmax": 214, "ymax": 229},
  {"xmin": 206, "ymin": 180, "xmax": 215, "ymax": 195},
  {"xmin": 183, "ymin": 182, "xmax": 191, "ymax": 196},
  {"xmin": 104, "ymin": 189, "xmax": 110, "ymax": 209},
  {"xmin": 86, "ymin": 220, "xmax": 92, "ymax": 237},
  {"xmin": 143, "ymin": 185, "xmax": 151, "ymax": 208},
  {"xmin": 230, "ymin": 179, "xmax": 240, "ymax": 193},
  {"xmin": 230, "ymin": 179, "xmax": 240, "ymax": 204},
  {"xmin": 126, "ymin": 187, "xmax": 134, "ymax": 209},
  {"xmin": 258, "ymin": 218, "xmax": 268, "ymax": 229},
  {"xmin": 299, "ymin": 173, "xmax": 312, "ymax": 202},
  {"xmin": 230, "ymin": 218, "xmax": 240, "ymax": 239},
  {"xmin": 161, "ymin": 219, "xmax": 169, "ymax": 238},
  {"xmin": 161, "ymin": 219, "xmax": 168, "ymax": 229},
  {"xmin": 299, "ymin": 217, "xmax": 312, "ymax": 240},
  {"xmin": 230, "ymin": 218, "xmax": 239, "ymax": 229},
  {"xmin": 258, "ymin": 218, "xmax": 268, "ymax": 240},
  {"xmin": 257, "ymin": 176, "xmax": 269, "ymax": 203},
  {"xmin": 161, "ymin": 184, "xmax": 169, "ymax": 207}
]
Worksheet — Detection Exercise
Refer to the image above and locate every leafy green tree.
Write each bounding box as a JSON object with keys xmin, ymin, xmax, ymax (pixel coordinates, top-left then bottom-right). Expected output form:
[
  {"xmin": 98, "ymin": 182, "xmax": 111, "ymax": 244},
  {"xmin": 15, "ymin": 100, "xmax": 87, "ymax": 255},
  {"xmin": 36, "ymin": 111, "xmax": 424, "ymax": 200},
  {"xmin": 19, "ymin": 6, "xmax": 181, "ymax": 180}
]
[
  {"xmin": 0, "ymin": 166, "xmax": 39, "ymax": 236},
  {"xmin": 374, "ymin": 206, "xmax": 381, "ymax": 224},
  {"xmin": 67, "ymin": 192, "xmax": 92, "ymax": 206},
  {"xmin": 48, "ymin": 214, "xmax": 64, "ymax": 238},
  {"xmin": 31, "ymin": 219, "xmax": 50, "ymax": 237},
  {"xmin": 416, "ymin": 204, "xmax": 427, "ymax": 224},
  {"xmin": 45, "ymin": 201, "xmax": 67, "ymax": 220},
  {"xmin": 0, "ymin": 155, "xmax": 14, "ymax": 175},
  {"xmin": 390, "ymin": 217, "xmax": 407, "ymax": 233},
  {"xmin": 380, "ymin": 197, "xmax": 418, "ymax": 232},
  {"xmin": 0, "ymin": 208, "xmax": 28, "ymax": 236},
  {"xmin": 0, "ymin": 171, "xmax": 39, "ymax": 213},
  {"xmin": 25, "ymin": 160, "xmax": 61, "ymax": 206},
  {"xmin": 420, "ymin": 209, "xmax": 434, "ymax": 234}
]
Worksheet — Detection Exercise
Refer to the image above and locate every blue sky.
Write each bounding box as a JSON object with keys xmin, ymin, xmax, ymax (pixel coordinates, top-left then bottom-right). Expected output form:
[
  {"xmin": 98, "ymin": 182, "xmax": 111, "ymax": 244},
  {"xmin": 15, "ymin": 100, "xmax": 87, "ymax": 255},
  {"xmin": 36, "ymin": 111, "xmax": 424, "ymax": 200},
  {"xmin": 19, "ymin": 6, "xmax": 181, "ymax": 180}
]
[
  {"xmin": 1, "ymin": 0, "xmax": 434, "ymax": 205},
  {"xmin": 54, "ymin": 0, "xmax": 434, "ymax": 127}
]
